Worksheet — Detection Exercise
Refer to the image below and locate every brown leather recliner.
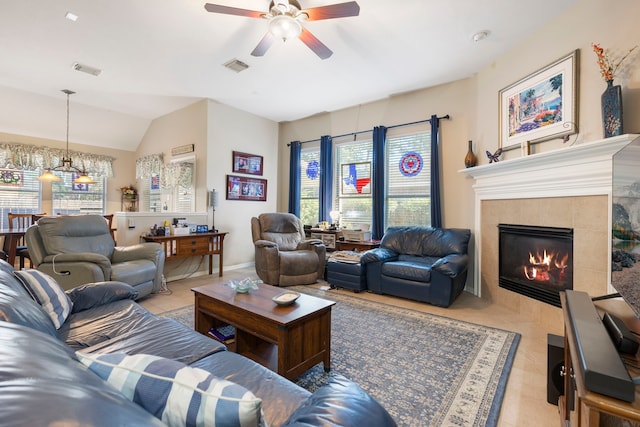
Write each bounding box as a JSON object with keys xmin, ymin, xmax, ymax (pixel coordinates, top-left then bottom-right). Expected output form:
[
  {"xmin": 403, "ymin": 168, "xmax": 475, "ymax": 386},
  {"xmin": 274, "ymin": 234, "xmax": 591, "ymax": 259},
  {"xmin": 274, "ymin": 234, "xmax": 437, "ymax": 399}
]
[{"xmin": 251, "ymin": 213, "xmax": 326, "ymax": 286}]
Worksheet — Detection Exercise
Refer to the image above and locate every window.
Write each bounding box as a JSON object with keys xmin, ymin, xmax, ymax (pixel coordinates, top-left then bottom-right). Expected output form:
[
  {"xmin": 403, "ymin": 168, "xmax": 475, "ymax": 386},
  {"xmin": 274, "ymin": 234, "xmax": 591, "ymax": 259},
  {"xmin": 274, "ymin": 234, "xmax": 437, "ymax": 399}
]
[
  {"xmin": 385, "ymin": 131, "xmax": 430, "ymax": 227},
  {"xmin": 52, "ymin": 172, "xmax": 106, "ymax": 215},
  {"xmin": 0, "ymin": 169, "xmax": 42, "ymax": 228},
  {"xmin": 300, "ymin": 144, "xmax": 320, "ymax": 226},
  {"xmin": 333, "ymin": 137, "xmax": 373, "ymax": 229},
  {"xmin": 142, "ymin": 158, "xmax": 195, "ymax": 213}
]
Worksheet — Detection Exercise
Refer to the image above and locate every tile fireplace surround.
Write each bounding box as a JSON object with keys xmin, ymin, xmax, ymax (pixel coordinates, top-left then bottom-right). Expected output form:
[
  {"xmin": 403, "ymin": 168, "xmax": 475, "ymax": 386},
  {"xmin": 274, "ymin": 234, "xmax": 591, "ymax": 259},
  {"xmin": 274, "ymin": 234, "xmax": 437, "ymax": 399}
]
[{"xmin": 461, "ymin": 134, "xmax": 639, "ymax": 329}]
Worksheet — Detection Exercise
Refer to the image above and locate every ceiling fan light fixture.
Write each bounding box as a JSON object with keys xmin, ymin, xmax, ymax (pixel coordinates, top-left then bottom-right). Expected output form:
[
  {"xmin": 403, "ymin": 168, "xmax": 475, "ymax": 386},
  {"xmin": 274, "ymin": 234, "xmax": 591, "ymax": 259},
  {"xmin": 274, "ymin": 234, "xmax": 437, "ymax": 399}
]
[{"xmin": 269, "ymin": 15, "xmax": 302, "ymax": 41}]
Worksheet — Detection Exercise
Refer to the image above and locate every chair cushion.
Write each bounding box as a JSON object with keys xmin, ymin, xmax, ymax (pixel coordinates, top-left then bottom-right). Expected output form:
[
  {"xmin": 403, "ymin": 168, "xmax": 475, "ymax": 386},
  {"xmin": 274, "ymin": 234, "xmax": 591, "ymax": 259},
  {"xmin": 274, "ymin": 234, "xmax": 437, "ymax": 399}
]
[
  {"xmin": 279, "ymin": 250, "xmax": 320, "ymax": 275},
  {"xmin": 77, "ymin": 352, "xmax": 266, "ymax": 427},
  {"xmin": 14, "ymin": 269, "xmax": 73, "ymax": 329},
  {"xmin": 37, "ymin": 215, "xmax": 115, "ymax": 257},
  {"xmin": 381, "ymin": 261, "xmax": 432, "ymax": 282}
]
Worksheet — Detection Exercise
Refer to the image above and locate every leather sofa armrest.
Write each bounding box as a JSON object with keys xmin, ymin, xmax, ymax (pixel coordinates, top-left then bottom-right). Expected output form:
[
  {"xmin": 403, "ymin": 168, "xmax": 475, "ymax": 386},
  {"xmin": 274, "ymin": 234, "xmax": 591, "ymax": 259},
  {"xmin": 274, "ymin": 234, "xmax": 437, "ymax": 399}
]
[
  {"xmin": 254, "ymin": 239, "xmax": 278, "ymax": 249},
  {"xmin": 297, "ymin": 239, "xmax": 323, "ymax": 250},
  {"xmin": 66, "ymin": 281, "xmax": 139, "ymax": 313},
  {"xmin": 432, "ymin": 254, "xmax": 469, "ymax": 277},
  {"xmin": 42, "ymin": 253, "xmax": 111, "ymax": 276},
  {"xmin": 282, "ymin": 375, "xmax": 396, "ymax": 427},
  {"xmin": 298, "ymin": 240, "xmax": 326, "ymax": 279},
  {"xmin": 360, "ymin": 248, "xmax": 398, "ymax": 264},
  {"xmin": 112, "ymin": 243, "xmax": 162, "ymax": 264}
]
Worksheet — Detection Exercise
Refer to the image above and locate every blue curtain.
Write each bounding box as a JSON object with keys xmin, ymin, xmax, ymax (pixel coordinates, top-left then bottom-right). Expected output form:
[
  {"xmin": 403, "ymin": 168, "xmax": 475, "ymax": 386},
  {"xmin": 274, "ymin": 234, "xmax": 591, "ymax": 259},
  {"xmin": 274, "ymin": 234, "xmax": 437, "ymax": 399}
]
[
  {"xmin": 372, "ymin": 126, "xmax": 386, "ymax": 240},
  {"xmin": 430, "ymin": 115, "xmax": 442, "ymax": 228},
  {"xmin": 319, "ymin": 135, "xmax": 333, "ymax": 222},
  {"xmin": 288, "ymin": 141, "xmax": 301, "ymax": 216}
]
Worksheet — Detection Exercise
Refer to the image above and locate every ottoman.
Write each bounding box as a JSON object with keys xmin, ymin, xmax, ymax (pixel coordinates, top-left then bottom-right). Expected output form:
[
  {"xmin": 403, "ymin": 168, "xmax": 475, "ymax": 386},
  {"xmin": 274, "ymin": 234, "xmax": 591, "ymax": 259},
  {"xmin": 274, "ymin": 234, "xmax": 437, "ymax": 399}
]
[{"xmin": 326, "ymin": 259, "xmax": 367, "ymax": 292}]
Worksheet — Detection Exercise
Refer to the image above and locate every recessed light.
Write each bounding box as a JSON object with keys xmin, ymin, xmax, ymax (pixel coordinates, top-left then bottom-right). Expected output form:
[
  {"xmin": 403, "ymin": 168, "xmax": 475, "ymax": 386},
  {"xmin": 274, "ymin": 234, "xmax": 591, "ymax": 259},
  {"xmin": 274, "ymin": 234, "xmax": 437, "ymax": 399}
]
[
  {"xmin": 65, "ymin": 11, "xmax": 78, "ymax": 22},
  {"xmin": 472, "ymin": 30, "xmax": 490, "ymax": 42}
]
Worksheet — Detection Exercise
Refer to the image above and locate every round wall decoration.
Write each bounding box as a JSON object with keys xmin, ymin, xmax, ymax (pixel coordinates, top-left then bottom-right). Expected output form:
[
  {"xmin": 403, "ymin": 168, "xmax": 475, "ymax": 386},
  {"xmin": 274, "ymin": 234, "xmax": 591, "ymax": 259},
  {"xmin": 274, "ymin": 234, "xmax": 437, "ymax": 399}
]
[
  {"xmin": 399, "ymin": 151, "xmax": 423, "ymax": 177},
  {"xmin": 306, "ymin": 160, "xmax": 319, "ymax": 180}
]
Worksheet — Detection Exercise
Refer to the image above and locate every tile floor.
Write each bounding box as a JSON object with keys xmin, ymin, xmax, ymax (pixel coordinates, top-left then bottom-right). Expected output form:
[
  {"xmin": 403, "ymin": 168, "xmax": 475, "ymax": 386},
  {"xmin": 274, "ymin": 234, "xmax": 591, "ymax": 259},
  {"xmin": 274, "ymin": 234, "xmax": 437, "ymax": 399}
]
[{"xmin": 139, "ymin": 267, "xmax": 560, "ymax": 427}]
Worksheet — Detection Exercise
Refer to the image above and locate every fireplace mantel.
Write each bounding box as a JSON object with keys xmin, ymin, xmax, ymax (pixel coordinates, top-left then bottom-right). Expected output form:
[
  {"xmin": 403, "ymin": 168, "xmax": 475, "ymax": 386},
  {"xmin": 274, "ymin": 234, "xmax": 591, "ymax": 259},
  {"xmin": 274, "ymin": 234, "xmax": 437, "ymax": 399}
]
[
  {"xmin": 460, "ymin": 133, "xmax": 639, "ymax": 296},
  {"xmin": 460, "ymin": 134, "xmax": 639, "ymax": 199}
]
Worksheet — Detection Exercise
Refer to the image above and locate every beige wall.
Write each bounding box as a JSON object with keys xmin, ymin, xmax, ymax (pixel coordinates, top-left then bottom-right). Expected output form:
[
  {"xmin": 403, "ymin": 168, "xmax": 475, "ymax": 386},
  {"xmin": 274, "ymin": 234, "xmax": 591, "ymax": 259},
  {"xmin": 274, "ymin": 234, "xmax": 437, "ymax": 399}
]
[
  {"xmin": 206, "ymin": 100, "xmax": 279, "ymax": 268},
  {"xmin": 137, "ymin": 99, "xmax": 280, "ymax": 270},
  {"xmin": 279, "ymin": 1, "xmax": 640, "ymax": 233},
  {"xmin": 136, "ymin": 99, "xmax": 209, "ymax": 212},
  {"xmin": 278, "ymin": 78, "xmax": 474, "ymax": 229}
]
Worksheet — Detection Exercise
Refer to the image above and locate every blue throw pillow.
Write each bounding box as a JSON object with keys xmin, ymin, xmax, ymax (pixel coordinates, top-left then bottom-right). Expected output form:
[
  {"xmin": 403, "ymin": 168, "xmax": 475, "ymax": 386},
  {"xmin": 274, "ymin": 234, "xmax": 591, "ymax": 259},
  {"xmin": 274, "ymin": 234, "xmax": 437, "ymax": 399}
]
[
  {"xmin": 14, "ymin": 269, "xmax": 73, "ymax": 329},
  {"xmin": 76, "ymin": 352, "xmax": 266, "ymax": 427}
]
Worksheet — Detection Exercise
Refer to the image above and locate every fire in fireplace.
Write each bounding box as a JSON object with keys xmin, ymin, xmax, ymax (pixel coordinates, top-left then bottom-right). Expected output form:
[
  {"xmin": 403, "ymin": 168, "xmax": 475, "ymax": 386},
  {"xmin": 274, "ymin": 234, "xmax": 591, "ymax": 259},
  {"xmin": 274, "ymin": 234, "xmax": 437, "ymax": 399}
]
[{"xmin": 498, "ymin": 224, "xmax": 574, "ymax": 307}]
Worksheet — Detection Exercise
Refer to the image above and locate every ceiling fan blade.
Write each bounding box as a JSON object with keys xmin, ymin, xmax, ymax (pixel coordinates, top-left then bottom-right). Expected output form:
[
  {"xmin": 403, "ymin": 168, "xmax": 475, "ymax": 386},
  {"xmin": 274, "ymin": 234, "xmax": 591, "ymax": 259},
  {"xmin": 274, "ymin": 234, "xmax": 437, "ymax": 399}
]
[
  {"xmin": 299, "ymin": 28, "xmax": 333, "ymax": 59},
  {"xmin": 251, "ymin": 32, "xmax": 276, "ymax": 57},
  {"xmin": 303, "ymin": 1, "xmax": 360, "ymax": 21},
  {"xmin": 204, "ymin": 3, "xmax": 265, "ymax": 19}
]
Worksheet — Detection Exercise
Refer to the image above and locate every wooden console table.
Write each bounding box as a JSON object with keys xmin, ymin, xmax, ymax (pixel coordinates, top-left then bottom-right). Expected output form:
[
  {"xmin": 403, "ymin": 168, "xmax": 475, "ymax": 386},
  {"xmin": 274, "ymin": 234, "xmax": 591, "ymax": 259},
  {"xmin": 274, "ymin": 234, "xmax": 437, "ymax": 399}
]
[{"xmin": 143, "ymin": 231, "xmax": 227, "ymax": 276}]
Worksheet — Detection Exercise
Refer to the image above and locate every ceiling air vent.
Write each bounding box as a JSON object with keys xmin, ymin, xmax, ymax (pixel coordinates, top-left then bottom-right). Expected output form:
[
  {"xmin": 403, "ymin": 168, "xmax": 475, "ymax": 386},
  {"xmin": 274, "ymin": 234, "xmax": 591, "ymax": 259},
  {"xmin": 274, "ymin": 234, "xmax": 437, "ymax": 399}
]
[
  {"xmin": 223, "ymin": 59, "xmax": 249, "ymax": 73},
  {"xmin": 72, "ymin": 62, "xmax": 102, "ymax": 76}
]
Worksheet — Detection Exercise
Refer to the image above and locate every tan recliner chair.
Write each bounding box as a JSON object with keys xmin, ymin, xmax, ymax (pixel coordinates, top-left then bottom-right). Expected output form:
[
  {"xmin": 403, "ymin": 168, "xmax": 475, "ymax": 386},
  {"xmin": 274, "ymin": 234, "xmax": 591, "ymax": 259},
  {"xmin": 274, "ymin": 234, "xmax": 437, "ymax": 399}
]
[
  {"xmin": 25, "ymin": 215, "xmax": 165, "ymax": 298},
  {"xmin": 251, "ymin": 213, "xmax": 326, "ymax": 286}
]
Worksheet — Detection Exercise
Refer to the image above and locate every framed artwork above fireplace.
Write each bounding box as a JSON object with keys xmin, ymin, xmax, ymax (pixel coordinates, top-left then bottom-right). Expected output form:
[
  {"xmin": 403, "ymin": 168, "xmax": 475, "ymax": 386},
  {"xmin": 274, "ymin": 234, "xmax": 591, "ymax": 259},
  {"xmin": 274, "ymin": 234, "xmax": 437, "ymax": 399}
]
[{"xmin": 498, "ymin": 49, "xmax": 579, "ymax": 150}]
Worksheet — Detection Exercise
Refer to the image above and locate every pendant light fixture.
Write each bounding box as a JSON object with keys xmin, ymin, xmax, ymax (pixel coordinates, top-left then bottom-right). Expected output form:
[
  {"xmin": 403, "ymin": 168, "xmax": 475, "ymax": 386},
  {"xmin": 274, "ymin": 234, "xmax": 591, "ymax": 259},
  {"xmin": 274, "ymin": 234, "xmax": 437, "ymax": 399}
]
[{"xmin": 38, "ymin": 89, "xmax": 96, "ymax": 184}]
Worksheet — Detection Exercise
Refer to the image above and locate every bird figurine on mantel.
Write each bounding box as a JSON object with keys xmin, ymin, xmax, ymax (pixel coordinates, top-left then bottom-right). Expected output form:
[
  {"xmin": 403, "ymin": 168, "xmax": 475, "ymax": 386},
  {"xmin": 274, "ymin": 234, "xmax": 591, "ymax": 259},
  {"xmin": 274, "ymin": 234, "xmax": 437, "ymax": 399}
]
[{"xmin": 486, "ymin": 148, "xmax": 503, "ymax": 163}]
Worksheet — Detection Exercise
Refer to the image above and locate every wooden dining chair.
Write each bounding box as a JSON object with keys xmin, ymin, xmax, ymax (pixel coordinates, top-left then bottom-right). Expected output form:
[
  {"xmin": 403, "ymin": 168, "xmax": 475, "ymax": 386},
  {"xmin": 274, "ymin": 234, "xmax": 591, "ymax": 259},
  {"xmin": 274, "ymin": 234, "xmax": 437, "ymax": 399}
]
[
  {"xmin": 103, "ymin": 214, "xmax": 116, "ymax": 244},
  {"xmin": 8, "ymin": 212, "xmax": 45, "ymax": 269}
]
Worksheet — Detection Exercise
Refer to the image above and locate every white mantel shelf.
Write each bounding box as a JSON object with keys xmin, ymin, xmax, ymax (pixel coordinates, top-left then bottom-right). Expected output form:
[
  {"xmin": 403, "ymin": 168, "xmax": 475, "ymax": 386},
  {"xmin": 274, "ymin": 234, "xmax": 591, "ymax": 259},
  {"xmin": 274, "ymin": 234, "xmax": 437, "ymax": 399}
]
[
  {"xmin": 459, "ymin": 133, "xmax": 640, "ymax": 296},
  {"xmin": 460, "ymin": 134, "xmax": 639, "ymax": 200}
]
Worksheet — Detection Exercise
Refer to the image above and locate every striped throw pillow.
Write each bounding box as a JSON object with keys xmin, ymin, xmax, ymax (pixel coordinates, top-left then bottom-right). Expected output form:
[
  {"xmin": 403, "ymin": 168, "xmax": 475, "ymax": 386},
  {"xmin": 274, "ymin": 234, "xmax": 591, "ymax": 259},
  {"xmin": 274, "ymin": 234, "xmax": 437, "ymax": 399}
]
[
  {"xmin": 14, "ymin": 269, "xmax": 73, "ymax": 329},
  {"xmin": 76, "ymin": 352, "xmax": 266, "ymax": 427}
]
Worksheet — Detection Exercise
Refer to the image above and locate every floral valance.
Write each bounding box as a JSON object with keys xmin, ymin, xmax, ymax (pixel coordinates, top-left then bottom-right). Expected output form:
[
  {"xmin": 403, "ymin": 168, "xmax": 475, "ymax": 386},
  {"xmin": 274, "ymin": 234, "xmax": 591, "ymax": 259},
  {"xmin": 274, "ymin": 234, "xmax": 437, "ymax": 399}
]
[
  {"xmin": 0, "ymin": 142, "xmax": 115, "ymax": 177},
  {"xmin": 136, "ymin": 153, "xmax": 193, "ymax": 189},
  {"xmin": 162, "ymin": 161, "xmax": 193, "ymax": 189},
  {"xmin": 136, "ymin": 153, "xmax": 164, "ymax": 179}
]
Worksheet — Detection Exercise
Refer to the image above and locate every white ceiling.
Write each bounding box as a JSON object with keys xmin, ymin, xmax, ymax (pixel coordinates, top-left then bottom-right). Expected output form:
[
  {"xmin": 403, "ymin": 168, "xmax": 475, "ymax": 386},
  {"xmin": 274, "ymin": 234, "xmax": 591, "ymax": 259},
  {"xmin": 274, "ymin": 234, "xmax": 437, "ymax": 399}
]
[{"xmin": 0, "ymin": 0, "xmax": 576, "ymax": 151}]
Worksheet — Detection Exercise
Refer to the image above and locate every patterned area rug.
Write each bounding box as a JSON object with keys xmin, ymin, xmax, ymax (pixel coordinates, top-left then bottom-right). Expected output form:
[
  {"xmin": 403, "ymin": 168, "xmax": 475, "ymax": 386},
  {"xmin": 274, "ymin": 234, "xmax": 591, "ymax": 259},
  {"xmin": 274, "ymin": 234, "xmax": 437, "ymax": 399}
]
[{"xmin": 159, "ymin": 286, "xmax": 520, "ymax": 427}]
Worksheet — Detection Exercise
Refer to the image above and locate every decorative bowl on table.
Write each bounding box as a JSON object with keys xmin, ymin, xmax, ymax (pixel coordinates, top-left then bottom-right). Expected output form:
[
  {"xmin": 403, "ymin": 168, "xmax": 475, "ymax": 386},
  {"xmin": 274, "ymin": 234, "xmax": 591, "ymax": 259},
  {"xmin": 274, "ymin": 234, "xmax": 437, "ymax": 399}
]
[
  {"xmin": 272, "ymin": 291, "xmax": 300, "ymax": 306},
  {"xmin": 227, "ymin": 278, "xmax": 262, "ymax": 293}
]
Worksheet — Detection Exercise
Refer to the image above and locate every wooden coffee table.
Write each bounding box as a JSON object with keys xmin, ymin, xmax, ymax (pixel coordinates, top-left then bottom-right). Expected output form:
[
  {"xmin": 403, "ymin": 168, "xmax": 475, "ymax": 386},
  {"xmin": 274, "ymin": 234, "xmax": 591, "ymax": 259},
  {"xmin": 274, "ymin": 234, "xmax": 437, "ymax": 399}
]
[{"xmin": 192, "ymin": 282, "xmax": 335, "ymax": 380}]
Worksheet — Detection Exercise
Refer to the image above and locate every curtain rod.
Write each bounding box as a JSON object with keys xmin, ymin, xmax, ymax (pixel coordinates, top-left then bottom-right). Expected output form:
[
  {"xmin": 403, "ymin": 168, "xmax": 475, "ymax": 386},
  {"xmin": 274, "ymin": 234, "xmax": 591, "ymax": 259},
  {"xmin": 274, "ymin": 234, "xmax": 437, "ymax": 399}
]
[{"xmin": 290, "ymin": 114, "xmax": 450, "ymax": 146}]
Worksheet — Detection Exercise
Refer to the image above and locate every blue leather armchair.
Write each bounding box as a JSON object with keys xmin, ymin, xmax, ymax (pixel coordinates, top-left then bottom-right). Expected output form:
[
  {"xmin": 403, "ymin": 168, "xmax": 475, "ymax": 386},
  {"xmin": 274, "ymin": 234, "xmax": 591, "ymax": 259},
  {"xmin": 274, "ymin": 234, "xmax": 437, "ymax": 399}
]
[{"xmin": 361, "ymin": 226, "xmax": 471, "ymax": 307}]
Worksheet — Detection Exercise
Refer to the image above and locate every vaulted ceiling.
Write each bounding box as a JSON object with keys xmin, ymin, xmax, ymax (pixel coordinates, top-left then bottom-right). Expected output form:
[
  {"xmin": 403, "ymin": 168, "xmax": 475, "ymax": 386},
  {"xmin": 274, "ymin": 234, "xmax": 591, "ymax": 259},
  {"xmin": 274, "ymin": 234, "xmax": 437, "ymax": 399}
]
[{"xmin": 0, "ymin": 0, "xmax": 576, "ymax": 151}]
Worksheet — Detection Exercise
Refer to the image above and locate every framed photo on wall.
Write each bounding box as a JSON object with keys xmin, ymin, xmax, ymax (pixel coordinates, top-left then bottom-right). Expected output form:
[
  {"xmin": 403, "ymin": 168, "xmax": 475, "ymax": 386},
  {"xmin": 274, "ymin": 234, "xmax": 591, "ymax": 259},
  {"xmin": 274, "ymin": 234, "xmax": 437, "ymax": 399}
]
[
  {"xmin": 232, "ymin": 151, "xmax": 263, "ymax": 176},
  {"xmin": 498, "ymin": 49, "xmax": 579, "ymax": 150},
  {"xmin": 226, "ymin": 174, "xmax": 267, "ymax": 201}
]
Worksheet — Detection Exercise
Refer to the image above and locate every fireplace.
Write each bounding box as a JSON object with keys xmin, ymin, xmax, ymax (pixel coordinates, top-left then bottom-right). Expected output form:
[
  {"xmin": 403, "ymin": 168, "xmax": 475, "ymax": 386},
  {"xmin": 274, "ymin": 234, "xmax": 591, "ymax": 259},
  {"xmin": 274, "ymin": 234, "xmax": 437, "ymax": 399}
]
[{"xmin": 498, "ymin": 224, "xmax": 574, "ymax": 307}]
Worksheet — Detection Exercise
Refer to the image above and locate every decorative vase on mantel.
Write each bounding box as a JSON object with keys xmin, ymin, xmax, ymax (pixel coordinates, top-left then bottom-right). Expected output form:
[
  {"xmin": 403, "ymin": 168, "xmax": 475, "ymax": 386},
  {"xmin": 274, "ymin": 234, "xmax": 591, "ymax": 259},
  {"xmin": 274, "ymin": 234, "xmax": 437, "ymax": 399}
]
[
  {"xmin": 464, "ymin": 140, "xmax": 477, "ymax": 168},
  {"xmin": 601, "ymin": 79, "xmax": 623, "ymax": 138}
]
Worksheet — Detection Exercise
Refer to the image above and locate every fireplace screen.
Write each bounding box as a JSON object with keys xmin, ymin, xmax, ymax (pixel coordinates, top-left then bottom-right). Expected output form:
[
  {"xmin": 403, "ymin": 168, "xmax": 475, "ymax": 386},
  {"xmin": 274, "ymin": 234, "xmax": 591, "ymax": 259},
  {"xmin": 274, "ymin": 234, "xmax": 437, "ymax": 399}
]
[{"xmin": 499, "ymin": 224, "xmax": 574, "ymax": 307}]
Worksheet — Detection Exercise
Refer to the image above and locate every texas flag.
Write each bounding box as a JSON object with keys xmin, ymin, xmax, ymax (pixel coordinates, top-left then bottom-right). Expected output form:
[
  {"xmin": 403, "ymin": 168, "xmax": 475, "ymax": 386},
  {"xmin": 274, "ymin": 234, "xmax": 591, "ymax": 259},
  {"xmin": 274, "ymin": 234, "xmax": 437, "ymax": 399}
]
[{"xmin": 343, "ymin": 163, "xmax": 370, "ymax": 194}]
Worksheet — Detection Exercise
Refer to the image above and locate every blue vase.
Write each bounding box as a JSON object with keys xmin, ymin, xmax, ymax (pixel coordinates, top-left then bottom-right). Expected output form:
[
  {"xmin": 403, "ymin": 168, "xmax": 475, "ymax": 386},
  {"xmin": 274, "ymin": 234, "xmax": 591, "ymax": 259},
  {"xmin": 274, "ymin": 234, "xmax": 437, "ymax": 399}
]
[{"xmin": 601, "ymin": 79, "xmax": 623, "ymax": 138}]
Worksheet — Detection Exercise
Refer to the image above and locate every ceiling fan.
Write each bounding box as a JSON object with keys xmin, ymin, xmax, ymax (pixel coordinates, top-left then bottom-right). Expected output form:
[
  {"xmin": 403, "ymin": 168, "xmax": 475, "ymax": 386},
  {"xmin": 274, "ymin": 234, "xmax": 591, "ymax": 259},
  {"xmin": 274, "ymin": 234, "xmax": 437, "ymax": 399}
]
[{"xmin": 204, "ymin": 1, "xmax": 360, "ymax": 59}]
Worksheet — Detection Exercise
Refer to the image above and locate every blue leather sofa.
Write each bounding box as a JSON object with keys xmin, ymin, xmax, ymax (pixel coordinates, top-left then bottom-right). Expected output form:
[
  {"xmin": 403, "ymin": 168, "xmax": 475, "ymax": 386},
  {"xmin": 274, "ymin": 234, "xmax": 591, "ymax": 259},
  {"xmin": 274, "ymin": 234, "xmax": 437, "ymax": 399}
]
[
  {"xmin": 361, "ymin": 226, "xmax": 471, "ymax": 307},
  {"xmin": 0, "ymin": 260, "xmax": 395, "ymax": 426}
]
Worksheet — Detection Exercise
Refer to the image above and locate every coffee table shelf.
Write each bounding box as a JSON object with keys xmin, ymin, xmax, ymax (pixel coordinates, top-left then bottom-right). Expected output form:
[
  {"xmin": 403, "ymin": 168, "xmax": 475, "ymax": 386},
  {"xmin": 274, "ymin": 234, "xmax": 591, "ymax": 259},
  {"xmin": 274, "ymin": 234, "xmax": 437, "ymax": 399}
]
[{"xmin": 192, "ymin": 282, "xmax": 335, "ymax": 380}]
